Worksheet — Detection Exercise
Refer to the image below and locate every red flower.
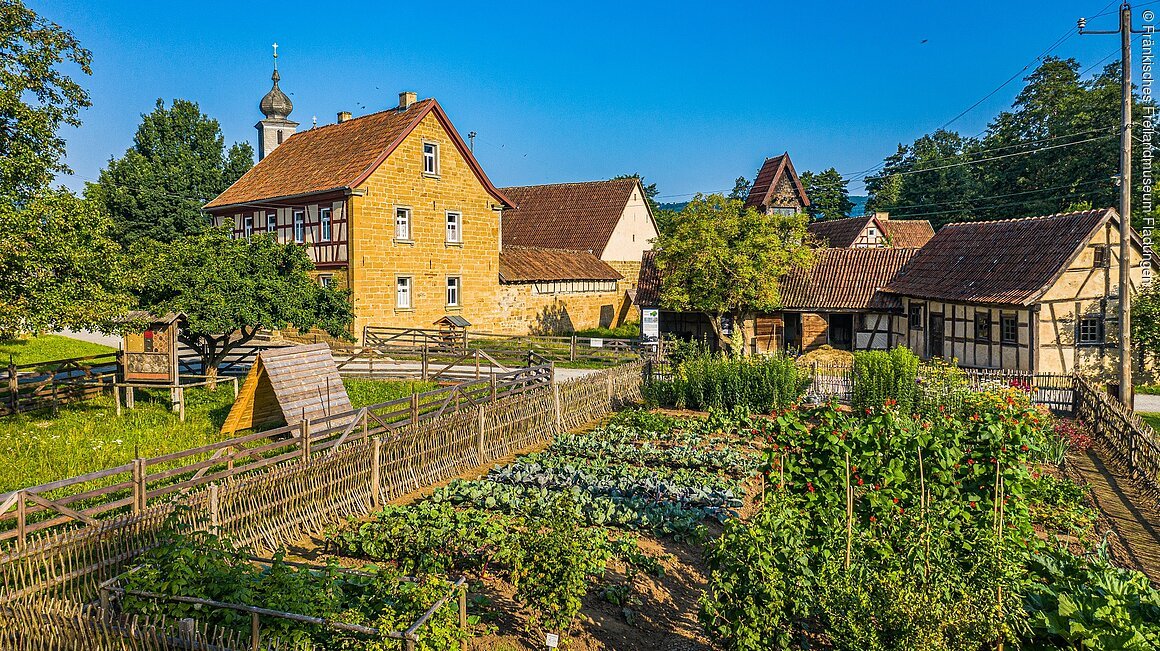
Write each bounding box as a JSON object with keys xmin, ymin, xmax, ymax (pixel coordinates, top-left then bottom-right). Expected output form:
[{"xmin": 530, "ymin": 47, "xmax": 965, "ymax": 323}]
[
  {"xmin": 892, "ymin": 497, "xmax": 900, "ymax": 504},
  {"xmin": 857, "ymin": 478, "xmax": 864, "ymax": 486},
  {"xmin": 970, "ymin": 501, "xmax": 977, "ymax": 509},
  {"xmin": 869, "ymin": 516, "xmax": 877, "ymax": 523},
  {"xmin": 899, "ymin": 507, "xmax": 905, "ymax": 514}
]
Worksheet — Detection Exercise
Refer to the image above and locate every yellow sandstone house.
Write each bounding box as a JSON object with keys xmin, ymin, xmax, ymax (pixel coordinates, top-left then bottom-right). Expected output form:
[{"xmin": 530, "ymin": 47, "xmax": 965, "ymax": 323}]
[{"xmin": 205, "ymin": 58, "xmax": 655, "ymax": 340}]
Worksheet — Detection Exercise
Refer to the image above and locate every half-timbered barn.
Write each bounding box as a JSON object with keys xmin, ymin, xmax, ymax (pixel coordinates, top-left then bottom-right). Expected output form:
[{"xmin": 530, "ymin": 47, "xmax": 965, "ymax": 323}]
[{"xmin": 884, "ymin": 208, "xmax": 1153, "ymax": 376}]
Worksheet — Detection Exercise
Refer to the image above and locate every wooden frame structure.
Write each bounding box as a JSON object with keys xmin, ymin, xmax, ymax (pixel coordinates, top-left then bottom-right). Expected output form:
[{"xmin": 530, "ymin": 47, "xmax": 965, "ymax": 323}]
[{"xmin": 220, "ymin": 344, "xmax": 352, "ymax": 435}]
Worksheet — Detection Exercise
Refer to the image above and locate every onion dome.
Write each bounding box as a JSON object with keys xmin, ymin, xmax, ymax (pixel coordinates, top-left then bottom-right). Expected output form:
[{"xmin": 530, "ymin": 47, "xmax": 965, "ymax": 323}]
[{"xmin": 260, "ymin": 68, "xmax": 293, "ymax": 120}]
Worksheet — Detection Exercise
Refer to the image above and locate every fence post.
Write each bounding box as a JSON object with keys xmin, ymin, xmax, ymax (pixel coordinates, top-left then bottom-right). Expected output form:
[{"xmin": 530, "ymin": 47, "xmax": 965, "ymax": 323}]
[
  {"xmin": 477, "ymin": 404, "xmax": 486, "ymax": 462},
  {"xmin": 8, "ymin": 356, "xmax": 18, "ymax": 413},
  {"xmin": 370, "ymin": 435, "xmax": 382, "ymax": 509},
  {"xmin": 177, "ymin": 386, "xmax": 185, "ymax": 422},
  {"xmin": 300, "ymin": 417, "xmax": 312, "ymax": 462},
  {"xmin": 16, "ymin": 490, "xmax": 26, "ymax": 546},
  {"xmin": 208, "ymin": 483, "xmax": 220, "ymax": 534},
  {"xmin": 410, "ymin": 393, "xmax": 419, "ymax": 424},
  {"xmin": 51, "ymin": 382, "xmax": 58, "ymax": 416},
  {"xmin": 421, "ymin": 343, "xmax": 429, "ymax": 381},
  {"xmin": 490, "ymin": 374, "xmax": 498, "ymax": 402},
  {"xmin": 250, "ymin": 612, "xmax": 260, "ymax": 651},
  {"xmin": 554, "ymin": 379, "xmax": 562, "ymax": 433},
  {"xmin": 459, "ymin": 583, "xmax": 469, "ymax": 651},
  {"xmin": 132, "ymin": 458, "xmax": 146, "ymax": 513},
  {"xmin": 232, "ymin": 376, "xmax": 239, "ymax": 399},
  {"xmin": 114, "ymin": 384, "xmax": 121, "ymax": 417}
]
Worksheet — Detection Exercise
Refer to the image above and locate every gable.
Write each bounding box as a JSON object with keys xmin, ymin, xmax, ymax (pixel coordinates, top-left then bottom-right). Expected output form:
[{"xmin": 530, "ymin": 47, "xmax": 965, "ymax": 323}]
[
  {"xmin": 744, "ymin": 153, "xmax": 810, "ymax": 211},
  {"xmin": 500, "ymin": 178, "xmax": 647, "ymax": 256}
]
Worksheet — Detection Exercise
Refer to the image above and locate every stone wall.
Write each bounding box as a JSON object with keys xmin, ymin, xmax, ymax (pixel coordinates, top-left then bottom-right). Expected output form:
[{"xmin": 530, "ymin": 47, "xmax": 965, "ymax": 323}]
[
  {"xmin": 348, "ymin": 112, "xmax": 505, "ymax": 339},
  {"xmin": 495, "ymin": 284, "xmax": 627, "ymax": 334}
]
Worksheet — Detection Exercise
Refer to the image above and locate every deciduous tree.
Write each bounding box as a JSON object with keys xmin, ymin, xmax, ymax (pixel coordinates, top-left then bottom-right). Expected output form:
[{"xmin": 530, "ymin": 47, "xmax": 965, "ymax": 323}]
[
  {"xmin": 133, "ymin": 230, "xmax": 354, "ymax": 384},
  {"xmin": 0, "ymin": 0, "xmax": 91, "ymax": 206},
  {"xmin": 0, "ymin": 190, "xmax": 132, "ymax": 338},
  {"xmin": 91, "ymin": 99, "xmax": 254, "ymax": 245},
  {"xmin": 654, "ymin": 194, "xmax": 813, "ymax": 353}
]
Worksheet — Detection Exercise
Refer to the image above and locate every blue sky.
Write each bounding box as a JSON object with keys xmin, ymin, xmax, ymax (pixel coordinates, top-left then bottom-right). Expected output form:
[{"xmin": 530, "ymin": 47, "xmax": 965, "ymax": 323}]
[{"xmin": 38, "ymin": 0, "xmax": 1144, "ymax": 199}]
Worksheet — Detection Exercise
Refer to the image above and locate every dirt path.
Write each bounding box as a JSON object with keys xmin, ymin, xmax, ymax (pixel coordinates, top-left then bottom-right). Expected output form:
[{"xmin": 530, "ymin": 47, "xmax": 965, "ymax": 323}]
[{"xmin": 1071, "ymin": 449, "xmax": 1160, "ymax": 583}]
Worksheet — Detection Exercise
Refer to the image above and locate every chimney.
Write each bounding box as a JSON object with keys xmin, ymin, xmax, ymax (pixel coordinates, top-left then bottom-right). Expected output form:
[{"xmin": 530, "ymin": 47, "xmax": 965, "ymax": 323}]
[
  {"xmin": 399, "ymin": 91, "xmax": 417, "ymax": 109},
  {"xmin": 874, "ymin": 211, "xmax": 890, "ymax": 221},
  {"xmin": 337, "ymin": 111, "xmax": 352, "ymax": 124}
]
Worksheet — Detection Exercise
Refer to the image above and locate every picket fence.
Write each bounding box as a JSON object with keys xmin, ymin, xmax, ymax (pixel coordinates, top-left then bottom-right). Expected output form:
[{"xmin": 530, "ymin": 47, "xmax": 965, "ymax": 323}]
[{"xmin": 0, "ymin": 362, "xmax": 643, "ymax": 649}]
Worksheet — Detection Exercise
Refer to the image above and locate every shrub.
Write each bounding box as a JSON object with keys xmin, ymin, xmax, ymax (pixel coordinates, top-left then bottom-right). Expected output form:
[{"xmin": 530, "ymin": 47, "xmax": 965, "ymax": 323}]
[
  {"xmin": 645, "ymin": 353, "xmax": 808, "ymax": 412},
  {"xmin": 852, "ymin": 347, "xmax": 918, "ymax": 413},
  {"xmin": 915, "ymin": 358, "xmax": 970, "ymax": 416}
]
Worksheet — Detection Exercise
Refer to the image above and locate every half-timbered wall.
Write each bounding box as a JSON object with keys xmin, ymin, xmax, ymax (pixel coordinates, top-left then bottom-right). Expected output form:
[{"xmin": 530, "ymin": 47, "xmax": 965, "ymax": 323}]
[
  {"xmin": 214, "ymin": 200, "xmax": 350, "ymax": 270},
  {"xmin": 898, "ymin": 297, "xmax": 1034, "ymax": 370}
]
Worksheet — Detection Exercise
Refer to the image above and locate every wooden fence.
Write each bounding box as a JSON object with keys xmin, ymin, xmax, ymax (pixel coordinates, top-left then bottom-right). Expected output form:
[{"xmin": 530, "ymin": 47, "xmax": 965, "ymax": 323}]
[
  {"xmin": 363, "ymin": 325, "xmax": 641, "ymax": 366},
  {"xmin": 0, "ymin": 362, "xmax": 642, "ymax": 613},
  {"xmin": 2, "ymin": 352, "xmax": 120, "ymax": 417},
  {"xmin": 1074, "ymin": 376, "xmax": 1160, "ymax": 497}
]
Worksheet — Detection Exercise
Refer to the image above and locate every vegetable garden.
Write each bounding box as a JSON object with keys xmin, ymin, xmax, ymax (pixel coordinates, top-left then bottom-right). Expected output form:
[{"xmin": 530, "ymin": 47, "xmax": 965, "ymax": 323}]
[{"xmin": 30, "ymin": 348, "xmax": 1160, "ymax": 650}]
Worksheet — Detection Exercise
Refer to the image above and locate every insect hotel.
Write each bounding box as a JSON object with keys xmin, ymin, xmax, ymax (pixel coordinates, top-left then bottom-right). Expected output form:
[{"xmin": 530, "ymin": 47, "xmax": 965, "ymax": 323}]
[{"xmin": 116, "ymin": 311, "xmax": 237, "ymax": 420}]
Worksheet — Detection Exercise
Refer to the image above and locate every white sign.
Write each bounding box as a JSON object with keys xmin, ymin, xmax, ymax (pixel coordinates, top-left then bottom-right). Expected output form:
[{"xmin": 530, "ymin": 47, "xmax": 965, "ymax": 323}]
[
  {"xmin": 642, "ymin": 308, "xmax": 660, "ymax": 339},
  {"xmin": 589, "ymin": 338, "xmax": 604, "ymax": 348},
  {"xmin": 545, "ymin": 633, "xmax": 560, "ymax": 648}
]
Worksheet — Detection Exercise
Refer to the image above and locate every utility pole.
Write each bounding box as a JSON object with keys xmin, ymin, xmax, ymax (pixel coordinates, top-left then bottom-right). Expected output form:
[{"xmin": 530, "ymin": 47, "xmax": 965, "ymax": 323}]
[{"xmin": 1080, "ymin": 3, "xmax": 1144, "ymax": 403}]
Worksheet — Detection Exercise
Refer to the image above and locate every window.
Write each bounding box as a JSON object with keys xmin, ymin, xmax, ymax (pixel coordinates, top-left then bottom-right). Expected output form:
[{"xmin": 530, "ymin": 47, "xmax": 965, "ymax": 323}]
[
  {"xmin": 293, "ymin": 210, "xmax": 305, "ymax": 243},
  {"xmin": 1078, "ymin": 316, "xmax": 1105, "ymax": 345},
  {"xmin": 423, "ymin": 142, "xmax": 439, "ymax": 175},
  {"xmin": 277, "ymin": 130, "xmax": 284, "ymax": 144},
  {"xmin": 1093, "ymin": 244, "xmax": 1110, "ymax": 268},
  {"xmin": 1000, "ymin": 315, "xmax": 1018, "ymax": 344},
  {"xmin": 771, "ymin": 207, "xmax": 797, "ymax": 217},
  {"xmin": 446, "ymin": 276, "xmax": 460, "ymax": 306},
  {"xmin": 243, "ymin": 215, "xmax": 253, "ymax": 239},
  {"xmin": 395, "ymin": 207, "xmax": 411, "ymax": 240},
  {"xmin": 909, "ymin": 304, "xmax": 924, "ymax": 330},
  {"xmin": 266, "ymin": 212, "xmax": 277, "ymax": 234},
  {"xmin": 867, "ymin": 227, "xmax": 877, "ymax": 237},
  {"xmin": 320, "ymin": 207, "xmax": 332, "ymax": 241},
  {"xmin": 318, "ymin": 274, "xmax": 333, "ymax": 289},
  {"xmin": 446, "ymin": 211, "xmax": 461, "ymax": 243},
  {"xmin": 975, "ymin": 312, "xmax": 992, "ymax": 343},
  {"xmin": 396, "ymin": 277, "xmax": 412, "ymax": 309}
]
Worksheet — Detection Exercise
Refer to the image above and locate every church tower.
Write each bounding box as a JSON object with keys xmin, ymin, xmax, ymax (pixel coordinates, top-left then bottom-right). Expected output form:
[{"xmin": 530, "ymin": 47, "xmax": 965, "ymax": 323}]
[{"xmin": 255, "ymin": 43, "xmax": 298, "ymax": 160}]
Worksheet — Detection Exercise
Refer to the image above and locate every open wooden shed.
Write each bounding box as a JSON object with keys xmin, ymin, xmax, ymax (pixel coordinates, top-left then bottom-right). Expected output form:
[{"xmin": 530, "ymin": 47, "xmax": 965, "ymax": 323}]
[{"xmin": 220, "ymin": 343, "xmax": 351, "ymax": 435}]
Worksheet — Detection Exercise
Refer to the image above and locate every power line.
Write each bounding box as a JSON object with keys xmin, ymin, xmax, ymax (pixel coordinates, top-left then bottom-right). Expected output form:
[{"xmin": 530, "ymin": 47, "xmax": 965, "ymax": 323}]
[
  {"xmin": 870, "ymin": 134, "xmax": 1115, "ymax": 178},
  {"xmin": 877, "ymin": 177, "xmax": 1110, "ymax": 212}
]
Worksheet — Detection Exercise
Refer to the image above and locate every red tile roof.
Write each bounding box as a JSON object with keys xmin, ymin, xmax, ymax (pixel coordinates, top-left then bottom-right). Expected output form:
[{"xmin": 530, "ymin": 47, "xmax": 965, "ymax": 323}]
[
  {"xmin": 779, "ymin": 247, "xmax": 919, "ymax": 311},
  {"xmin": 884, "ymin": 209, "xmax": 1115, "ymax": 305},
  {"xmin": 884, "ymin": 219, "xmax": 935, "ymax": 248},
  {"xmin": 499, "ymin": 246, "xmax": 623, "ymax": 283},
  {"xmin": 204, "ymin": 99, "xmax": 512, "ymax": 210},
  {"xmin": 744, "ymin": 153, "xmax": 810, "ymax": 211},
  {"xmin": 499, "ymin": 179, "xmax": 645, "ymax": 257},
  {"xmin": 634, "ymin": 248, "xmax": 916, "ymax": 312},
  {"xmin": 807, "ymin": 216, "xmax": 935, "ymax": 248}
]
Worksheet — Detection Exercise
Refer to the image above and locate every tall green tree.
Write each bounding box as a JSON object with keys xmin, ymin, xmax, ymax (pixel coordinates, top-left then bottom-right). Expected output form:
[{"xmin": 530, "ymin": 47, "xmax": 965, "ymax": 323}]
[
  {"xmin": 92, "ymin": 99, "xmax": 254, "ymax": 245},
  {"xmin": 728, "ymin": 176, "xmax": 752, "ymax": 201},
  {"xmin": 133, "ymin": 230, "xmax": 354, "ymax": 384},
  {"xmin": 654, "ymin": 194, "xmax": 813, "ymax": 352},
  {"xmin": 0, "ymin": 191, "xmax": 132, "ymax": 338},
  {"xmin": 0, "ymin": 0, "xmax": 92, "ymax": 205},
  {"xmin": 865, "ymin": 57, "xmax": 1153, "ymax": 229},
  {"xmin": 799, "ymin": 168, "xmax": 854, "ymax": 221}
]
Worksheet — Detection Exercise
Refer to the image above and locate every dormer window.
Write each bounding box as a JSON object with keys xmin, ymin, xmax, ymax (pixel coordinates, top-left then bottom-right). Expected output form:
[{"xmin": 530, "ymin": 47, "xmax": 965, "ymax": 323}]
[{"xmin": 423, "ymin": 141, "xmax": 439, "ymax": 176}]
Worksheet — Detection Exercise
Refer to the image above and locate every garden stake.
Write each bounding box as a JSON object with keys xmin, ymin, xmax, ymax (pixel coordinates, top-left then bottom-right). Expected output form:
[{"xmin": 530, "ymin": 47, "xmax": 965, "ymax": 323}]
[{"xmin": 844, "ymin": 452, "xmax": 852, "ymax": 571}]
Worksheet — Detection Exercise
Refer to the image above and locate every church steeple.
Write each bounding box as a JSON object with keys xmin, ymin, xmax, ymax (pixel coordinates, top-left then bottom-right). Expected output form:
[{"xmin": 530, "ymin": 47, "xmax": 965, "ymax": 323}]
[{"xmin": 255, "ymin": 43, "xmax": 298, "ymax": 160}]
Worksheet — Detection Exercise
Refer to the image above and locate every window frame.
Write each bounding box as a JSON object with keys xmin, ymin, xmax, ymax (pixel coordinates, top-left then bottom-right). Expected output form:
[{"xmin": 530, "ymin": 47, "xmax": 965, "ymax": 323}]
[
  {"xmin": 446, "ymin": 276, "xmax": 460, "ymax": 307},
  {"xmin": 318, "ymin": 274, "xmax": 334, "ymax": 289},
  {"xmin": 319, "ymin": 207, "xmax": 332, "ymax": 242},
  {"xmin": 396, "ymin": 276, "xmax": 412, "ymax": 310},
  {"xmin": 293, "ymin": 210, "xmax": 305, "ymax": 243},
  {"xmin": 1000, "ymin": 314, "xmax": 1019, "ymax": 345},
  {"xmin": 1093, "ymin": 244, "xmax": 1110, "ymax": 268},
  {"xmin": 908, "ymin": 304, "xmax": 924, "ymax": 331},
  {"xmin": 974, "ymin": 312, "xmax": 992, "ymax": 343},
  {"xmin": 394, "ymin": 206, "xmax": 412, "ymax": 241},
  {"xmin": 1078, "ymin": 316, "xmax": 1105, "ymax": 346},
  {"xmin": 243, "ymin": 215, "xmax": 254, "ymax": 240},
  {"xmin": 445, "ymin": 211, "xmax": 462, "ymax": 244},
  {"xmin": 422, "ymin": 141, "xmax": 440, "ymax": 176},
  {"xmin": 266, "ymin": 211, "xmax": 277, "ymax": 234}
]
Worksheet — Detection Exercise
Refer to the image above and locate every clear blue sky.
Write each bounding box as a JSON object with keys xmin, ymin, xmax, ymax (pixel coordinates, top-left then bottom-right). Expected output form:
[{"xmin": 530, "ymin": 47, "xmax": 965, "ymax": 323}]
[{"xmin": 37, "ymin": 0, "xmax": 1143, "ymax": 199}]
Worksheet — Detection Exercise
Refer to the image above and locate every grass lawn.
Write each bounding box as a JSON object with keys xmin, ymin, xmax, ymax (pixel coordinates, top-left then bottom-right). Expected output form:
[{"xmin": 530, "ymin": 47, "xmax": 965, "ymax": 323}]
[
  {"xmin": 1139, "ymin": 413, "xmax": 1160, "ymax": 432},
  {"xmin": 0, "ymin": 334, "xmax": 115, "ymax": 366},
  {"xmin": 0, "ymin": 377, "xmax": 435, "ymax": 493},
  {"xmin": 573, "ymin": 321, "xmax": 641, "ymax": 339}
]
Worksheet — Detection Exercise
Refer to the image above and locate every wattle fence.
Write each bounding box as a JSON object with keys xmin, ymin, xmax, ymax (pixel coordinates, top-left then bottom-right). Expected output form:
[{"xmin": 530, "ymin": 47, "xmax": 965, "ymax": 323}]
[{"xmin": 0, "ymin": 363, "xmax": 643, "ymax": 619}]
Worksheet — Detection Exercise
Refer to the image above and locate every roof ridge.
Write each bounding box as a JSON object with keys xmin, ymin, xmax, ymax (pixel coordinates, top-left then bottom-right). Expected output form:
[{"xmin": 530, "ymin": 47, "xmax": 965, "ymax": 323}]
[
  {"xmin": 305, "ymin": 99, "xmax": 433, "ymax": 133},
  {"xmin": 939, "ymin": 207, "xmax": 1113, "ymax": 229},
  {"xmin": 500, "ymin": 178, "xmax": 636, "ymax": 191}
]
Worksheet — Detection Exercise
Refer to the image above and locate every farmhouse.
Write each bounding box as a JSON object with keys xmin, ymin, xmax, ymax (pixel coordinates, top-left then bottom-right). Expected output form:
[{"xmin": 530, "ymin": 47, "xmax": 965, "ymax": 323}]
[
  {"xmin": 884, "ymin": 208, "xmax": 1153, "ymax": 376},
  {"xmin": 204, "ymin": 63, "xmax": 650, "ymax": 337},
  {"xmin": 808, "ymin": 213, "xmax": 934, "ymax": 249}
]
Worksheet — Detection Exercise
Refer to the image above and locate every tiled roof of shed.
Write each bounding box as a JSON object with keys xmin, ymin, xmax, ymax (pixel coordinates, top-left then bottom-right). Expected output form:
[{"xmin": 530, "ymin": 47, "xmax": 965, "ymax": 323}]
[
  {"xmin": 205, "ymin": 99, "xmax": 511, "ymax": 209},
  {"xmin": 499, "ymin": 179, "xmax": 640, "ymax": 256},
  {"xmin": 807, "ymin": 216, "xmax": 935, "ymax": 248},
  {"xmin": 635, "ymin": 250, "xmax": 661, "ymax": 307},
  {"xmin": 780, "ymin": 247, "xmax": 919, "ymax": 311},
  {"xmin": 499, "ymin": 246, "xmax": 623, "ymax": 283},
  {"xmin": 885, "ymin": 219, "xmax": 935, "ymax": 248},
  {"xmin": 884, "ymin": 209, "xmax": 1114, "ymax": 305}
]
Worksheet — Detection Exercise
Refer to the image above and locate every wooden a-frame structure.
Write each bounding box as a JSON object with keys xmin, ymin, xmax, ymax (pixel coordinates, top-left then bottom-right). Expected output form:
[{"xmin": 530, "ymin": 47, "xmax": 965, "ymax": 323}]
[{"xmin": 220, "ymin": 343, "xmax": 352, "ymax": 435}]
